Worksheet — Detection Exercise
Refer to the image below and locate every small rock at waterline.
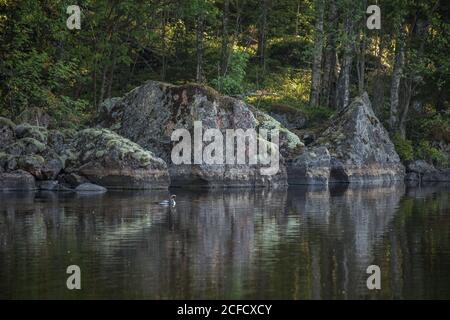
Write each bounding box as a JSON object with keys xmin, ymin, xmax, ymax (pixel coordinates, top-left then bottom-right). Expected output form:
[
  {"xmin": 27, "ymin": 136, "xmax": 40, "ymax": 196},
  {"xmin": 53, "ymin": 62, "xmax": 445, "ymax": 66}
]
[
  {"xmin": 38, "ymin": 180, "xmax": 59, "ymax": 191},
  {"xmin": 75, "ymin": 183, "xmax": 107, "ymax": 193}
]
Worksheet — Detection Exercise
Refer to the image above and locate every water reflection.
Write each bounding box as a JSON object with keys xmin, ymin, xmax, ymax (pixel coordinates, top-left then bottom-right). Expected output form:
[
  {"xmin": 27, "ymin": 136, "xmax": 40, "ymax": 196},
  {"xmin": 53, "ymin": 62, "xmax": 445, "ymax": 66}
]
[{"xmin": 0, "ymin": 184, "xmax": 449, "ymax": 299}]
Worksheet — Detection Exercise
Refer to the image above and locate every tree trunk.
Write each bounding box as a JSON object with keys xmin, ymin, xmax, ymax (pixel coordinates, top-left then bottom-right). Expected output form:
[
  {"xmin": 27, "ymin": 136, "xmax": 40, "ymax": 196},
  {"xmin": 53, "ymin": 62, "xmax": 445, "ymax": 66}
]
[
  {"xmin": 257, "ymin": 0, "xmax": 269, "ymax": 73},
  {"xmin": 309, "ymin": 0, "xmax": 325, "ymax": 107},
  {"xmin": 107, "ymin": 50, "xmax": 117, "ymax": 99},
  {"xmin": 196, "ymin": 13, "xmax": 205, "ymax": 83},
  {"xmin": 356, "ymin": 0, "xmax": 367, "ymax": 95},
  {"xmin": 220, "ymin": 0, "xmax": 230, "ymax": 76},
  {"xmin": 161, "ymin": 8, "xmax": 168, "ymax": 81},
  {"xmin": 357, "ymin": 33, "xmax": 366, "ymax": 95},
  {"xmin": 336, "ymin": 11, "xmax": 354, "ymax": 110},
  {"xmin": 389, "ymin": 24, "xmax": 404, "ymax": 132},
  {"xmin": 321, "ymin": 0, "xmax": 337, "ymax": 108},
  {"xmin": 399, "ymin": 80, "xmax": 413, "ymax": 138},
  {"xmin": 372, "ymin": 36, "xmax": 385, "ymax": 114},
  {"xmin": 99, "ymin": 65, "xmax": 108, "ymax": 106}
]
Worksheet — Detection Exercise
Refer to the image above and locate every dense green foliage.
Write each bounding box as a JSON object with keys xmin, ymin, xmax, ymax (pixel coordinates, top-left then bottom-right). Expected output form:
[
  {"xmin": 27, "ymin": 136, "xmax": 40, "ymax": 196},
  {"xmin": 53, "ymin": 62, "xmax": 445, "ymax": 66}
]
[
  {"xmin": 393, "ymin": 134, "xmax": 414, "ymax": 162},
  {"xmin": 0, "ymin": 0, "xmax": 449, "ymax": 164}
]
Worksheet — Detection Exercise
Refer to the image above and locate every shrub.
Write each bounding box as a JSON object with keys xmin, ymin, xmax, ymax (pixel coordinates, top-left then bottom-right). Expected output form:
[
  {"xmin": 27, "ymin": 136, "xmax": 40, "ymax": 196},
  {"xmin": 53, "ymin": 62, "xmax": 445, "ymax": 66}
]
[
  {"xmin": 393, "ymin": 134, "xmax": 414, "ymax": 162},
  {"xmin": 211, "ymin": 49, "xmax": 250, "ymax": 95},
  {"xmin": 415, "ymin": 140, "xmax": 448, "ymax": 167}
]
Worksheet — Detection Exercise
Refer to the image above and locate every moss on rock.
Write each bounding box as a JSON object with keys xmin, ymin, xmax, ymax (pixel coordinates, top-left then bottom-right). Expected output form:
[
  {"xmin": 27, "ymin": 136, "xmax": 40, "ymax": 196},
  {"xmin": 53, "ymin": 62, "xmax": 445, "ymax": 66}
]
[{"xmin": 15, "ymin": 123, "xmax": 48, "ymax": 143}]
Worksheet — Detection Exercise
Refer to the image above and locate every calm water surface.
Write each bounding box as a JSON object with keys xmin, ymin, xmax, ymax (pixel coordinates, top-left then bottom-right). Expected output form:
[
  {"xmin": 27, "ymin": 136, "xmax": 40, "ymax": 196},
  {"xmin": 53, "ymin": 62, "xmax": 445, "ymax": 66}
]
[{"xmin": 0, "ymin": 184, "xmax": 449, "ymax": 299}]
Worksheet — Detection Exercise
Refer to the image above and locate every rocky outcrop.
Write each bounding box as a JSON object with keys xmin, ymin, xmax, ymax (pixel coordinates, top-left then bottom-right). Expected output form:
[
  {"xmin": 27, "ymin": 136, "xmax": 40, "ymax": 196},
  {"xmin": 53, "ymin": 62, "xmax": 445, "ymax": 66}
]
[
  {"xmin": 313, "ymin": 93, "xmax": 405, "ymax": 184},
  {"xmin": 1, "ymin": 118, "xmax": 170, "ymax": 191},
  {"xmin": 406, "ymin": 160, "xmax": 450, "ymax": 183},
  {"xmin": 0, "ymin": 121, "xmax": 66, "ymax": 189},
  {"xmin": 0, "ymin": 85, "xmax": 410, "ymax": 190},
  {"xmin": 65, "ymin": 129, "xmax": 170, "ymax": 190},
  {"xmin": 96, "ymin": 81, "xmax": 303, "ymax": 187}
]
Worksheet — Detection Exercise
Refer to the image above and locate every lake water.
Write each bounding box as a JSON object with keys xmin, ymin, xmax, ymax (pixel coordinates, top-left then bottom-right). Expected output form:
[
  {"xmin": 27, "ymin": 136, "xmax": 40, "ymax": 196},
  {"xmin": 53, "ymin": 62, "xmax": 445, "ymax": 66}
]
[{"xmin": 0, "ymin": 184, "xmax": 449, "ymax": 299}]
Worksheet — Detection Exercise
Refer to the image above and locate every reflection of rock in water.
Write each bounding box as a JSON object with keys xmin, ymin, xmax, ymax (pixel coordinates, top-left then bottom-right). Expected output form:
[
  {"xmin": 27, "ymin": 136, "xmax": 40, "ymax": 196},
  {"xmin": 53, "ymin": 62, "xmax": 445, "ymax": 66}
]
[
  {"xmin": 286, "ymin": 183, "xmax": 405, "ymax": 299},
  {"xmin": 2, "ymin": 184, "xmax": 449, "ymax": 299},
  {"xmin": 136, "ymin": 189, "xmax": 289, "ymax": 298}
]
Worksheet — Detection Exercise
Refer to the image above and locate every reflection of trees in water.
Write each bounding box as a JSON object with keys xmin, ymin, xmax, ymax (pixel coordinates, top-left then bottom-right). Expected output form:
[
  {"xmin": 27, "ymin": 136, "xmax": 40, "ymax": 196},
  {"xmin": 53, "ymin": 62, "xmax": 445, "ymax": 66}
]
[
  {"xmin": 0, "ymin": 185, "xmax": 449, "ymax": 299},
  {"xmin": 378, "ymin": 187, "xmax": 450, "ymax": 299}
]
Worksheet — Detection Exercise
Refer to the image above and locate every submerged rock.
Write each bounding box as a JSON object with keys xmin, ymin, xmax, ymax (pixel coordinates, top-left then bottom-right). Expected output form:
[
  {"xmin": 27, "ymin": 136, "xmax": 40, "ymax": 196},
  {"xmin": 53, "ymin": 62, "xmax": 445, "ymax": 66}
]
[
  {"xmin": 75, "ymin": 183, "xmax": 107, "ymax": 193},
  {"xmin": 314, "ymin": 93, "xmax": 405, "ymax": 184},
  {"xmin": 96, "ymin": 81, "xmax": 300, "ymax": 187},
  {"xmin": 66, "ymin": 129, "xmax": 170, "ymax": 190}
]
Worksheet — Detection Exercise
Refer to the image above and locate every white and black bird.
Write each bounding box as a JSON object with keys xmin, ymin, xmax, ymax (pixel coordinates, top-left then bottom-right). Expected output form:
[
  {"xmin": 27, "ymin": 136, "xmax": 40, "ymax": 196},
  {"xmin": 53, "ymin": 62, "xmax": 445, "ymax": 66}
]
[{"xmin": 159, "ymin": 195, "xmax": 177, "ymax": 207}]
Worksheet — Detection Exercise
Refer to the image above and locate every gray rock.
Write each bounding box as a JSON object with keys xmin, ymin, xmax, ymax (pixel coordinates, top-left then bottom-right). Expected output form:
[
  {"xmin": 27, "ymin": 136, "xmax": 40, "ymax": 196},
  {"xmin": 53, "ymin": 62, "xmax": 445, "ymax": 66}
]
[
  {"xmin": 315, "ymin": 93, "xmax": 405, "ymax": 184},
  {"xmin": 14, "ymin": 123, "xmax": 48, "ymax": 143},
  {"xmin": 66, "ymin": 128, "xmax": 170, "ymax": 190},
  {"xmin": 47, "ymin": 129, "xmax": 72, "ymax": 154},
  {"xmin": 0, "ymin": 170, "xmax": 36, "ymax": 191},
  {"xmin": 96, "ymin": 81, "xmax": 302, "ymax": 188},
  {"xmin": 57, "ymin": 184, "xmax": 75, "ymax": 192},
  {"xmin": 41, "ymin": 157, "xmax": 63, "ymax": 180},
  {"xmin": 75, "ymin": 183, "xmax": 107, "ymax": 193},
  {"xmin": 38, "ymin": 180, "xmax": 59, "ymax": 191},
  {"xmin": 17, "ymin": 154, "xmax": 45, "ymax": 179},
  {"xmin": 407, "ymin": 160, "xmax": 450, "ymax": 182},
  {"xmin": 288, "ymin": 147, "xmax": 331, "ymax": 185}
]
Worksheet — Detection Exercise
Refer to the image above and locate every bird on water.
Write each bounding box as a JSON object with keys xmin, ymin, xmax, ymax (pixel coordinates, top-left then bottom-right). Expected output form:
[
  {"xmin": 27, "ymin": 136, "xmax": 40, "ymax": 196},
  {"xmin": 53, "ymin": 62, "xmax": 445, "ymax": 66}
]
[{"xmin": 159, "ymin": 195, "xmax": 176, "ymax": 207}]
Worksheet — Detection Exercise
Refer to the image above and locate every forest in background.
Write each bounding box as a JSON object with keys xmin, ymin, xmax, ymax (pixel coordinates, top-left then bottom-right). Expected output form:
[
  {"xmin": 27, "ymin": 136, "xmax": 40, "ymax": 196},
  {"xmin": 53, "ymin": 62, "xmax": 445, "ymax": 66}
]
[{"xmin": 0, "ymin": 0, "xmax": 449, "ymax": 166}]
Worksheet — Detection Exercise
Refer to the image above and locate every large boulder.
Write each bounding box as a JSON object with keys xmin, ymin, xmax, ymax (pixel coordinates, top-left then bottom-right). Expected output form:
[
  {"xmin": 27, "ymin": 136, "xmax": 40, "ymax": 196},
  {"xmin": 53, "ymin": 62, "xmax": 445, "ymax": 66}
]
[
  {"xmin": 0, "ymin": 170, "xmax": 36, "ymax": 191},
  {"xmin": 65, "ymin": 129, "xmax": 170, "ymax": 190},
  {"xmin": 96, "ymin": 81, "xmax": 303, "ymax": 187},
  {"xmin": 314, "ymin": 93, "xmax": 405, "ymax": 184}
]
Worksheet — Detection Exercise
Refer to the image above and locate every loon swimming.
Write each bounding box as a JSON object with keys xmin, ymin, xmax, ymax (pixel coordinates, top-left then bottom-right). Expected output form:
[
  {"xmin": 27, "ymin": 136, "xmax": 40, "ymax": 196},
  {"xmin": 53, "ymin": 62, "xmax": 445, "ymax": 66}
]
[{"xmin": 159, "ymin": 195, "xmax": 176, "ymax": 207}]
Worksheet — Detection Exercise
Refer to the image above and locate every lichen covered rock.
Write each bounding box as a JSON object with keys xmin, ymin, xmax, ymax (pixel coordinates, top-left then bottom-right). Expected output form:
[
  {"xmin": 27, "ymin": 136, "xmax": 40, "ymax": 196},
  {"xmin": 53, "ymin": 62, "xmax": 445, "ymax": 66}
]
[
  {"xmin": 0, "ymin": 121, "xmax": 69, "ymax": 184},
  {"xmin": 314, "ymin": 93, "xmax": 404, "ymax": 184},
  {"xmin": 96, "ymin": 81, "xmax": 299, "ymax": 187},
  {"xmin": 66, "ymin": 129, "xmax": 170, "ymax": 189}
]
